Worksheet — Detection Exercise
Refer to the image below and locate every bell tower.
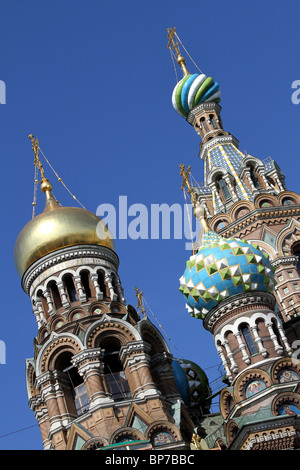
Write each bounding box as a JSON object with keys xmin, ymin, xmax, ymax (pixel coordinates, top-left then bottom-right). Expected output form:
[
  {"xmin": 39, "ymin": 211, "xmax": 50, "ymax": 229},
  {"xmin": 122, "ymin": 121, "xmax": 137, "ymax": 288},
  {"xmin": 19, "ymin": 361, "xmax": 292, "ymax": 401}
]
[{"xmin": 15, "ymin": 135, "xmax": 196, "ymax": 450}]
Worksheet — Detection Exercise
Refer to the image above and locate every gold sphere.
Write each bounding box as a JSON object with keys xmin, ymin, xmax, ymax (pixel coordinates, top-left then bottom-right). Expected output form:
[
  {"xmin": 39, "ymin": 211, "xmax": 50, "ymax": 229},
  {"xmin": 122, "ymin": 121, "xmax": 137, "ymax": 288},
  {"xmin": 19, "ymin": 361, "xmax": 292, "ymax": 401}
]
[{"xmin": 14, "ymin": 197, "xmax": 115, "ymax": 278}]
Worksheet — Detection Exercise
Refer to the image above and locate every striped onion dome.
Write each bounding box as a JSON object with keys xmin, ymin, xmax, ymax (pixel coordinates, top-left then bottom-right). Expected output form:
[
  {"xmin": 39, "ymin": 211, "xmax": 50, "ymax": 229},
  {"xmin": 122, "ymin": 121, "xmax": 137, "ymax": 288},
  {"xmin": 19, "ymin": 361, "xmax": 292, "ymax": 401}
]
[
  {"xmin": 179, "ymin": 231, "xmax": 276, "ymax": 320},
  {"xmin": 172, "ymin": 73, "xmax": 221, "ymax": 118}
]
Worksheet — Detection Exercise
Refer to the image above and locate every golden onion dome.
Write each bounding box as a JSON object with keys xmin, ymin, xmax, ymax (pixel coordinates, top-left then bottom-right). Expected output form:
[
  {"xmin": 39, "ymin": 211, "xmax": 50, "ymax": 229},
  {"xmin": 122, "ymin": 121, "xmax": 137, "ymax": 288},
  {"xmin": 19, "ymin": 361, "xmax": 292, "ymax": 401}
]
[{"xmin": 14, "ymin": 178, "xmax": 114, "ymax": 278}]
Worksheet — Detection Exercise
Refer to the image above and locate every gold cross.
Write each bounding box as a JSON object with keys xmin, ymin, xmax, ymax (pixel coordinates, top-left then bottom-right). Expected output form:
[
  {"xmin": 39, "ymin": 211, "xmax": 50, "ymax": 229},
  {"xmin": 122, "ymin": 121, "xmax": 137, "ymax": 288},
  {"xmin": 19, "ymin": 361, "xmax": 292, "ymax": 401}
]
[
  {"xmin": 135, "ymin": 287, "xmax": 146, "ymax": 318},
  {"xmin": 179, "ymin": 164, "xmax": 197, "ymax": 204},
  {"xmin": 28, "ymin": 134, "xmax": 45, "ymax": 180},
  {"xmin": 167, "ymin": 27, "xmax": 180, "ymax": 57}
]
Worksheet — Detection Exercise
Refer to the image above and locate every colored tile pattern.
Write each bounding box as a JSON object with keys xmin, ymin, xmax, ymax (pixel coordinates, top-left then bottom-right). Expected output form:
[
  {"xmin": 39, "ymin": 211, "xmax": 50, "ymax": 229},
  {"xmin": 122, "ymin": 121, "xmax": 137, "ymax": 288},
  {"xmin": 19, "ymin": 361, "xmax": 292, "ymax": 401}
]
[{"xmin": 179, "ymin": 231, "xmax": 275, "ymax": 320}]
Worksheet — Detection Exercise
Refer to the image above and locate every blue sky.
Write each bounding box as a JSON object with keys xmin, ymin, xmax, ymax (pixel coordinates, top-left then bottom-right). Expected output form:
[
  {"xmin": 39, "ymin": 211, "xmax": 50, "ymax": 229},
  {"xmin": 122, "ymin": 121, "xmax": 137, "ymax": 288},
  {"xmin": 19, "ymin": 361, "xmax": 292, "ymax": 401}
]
[{"xmin": 0, "ymin": 0, "xmax": 299, "ymax": 449}]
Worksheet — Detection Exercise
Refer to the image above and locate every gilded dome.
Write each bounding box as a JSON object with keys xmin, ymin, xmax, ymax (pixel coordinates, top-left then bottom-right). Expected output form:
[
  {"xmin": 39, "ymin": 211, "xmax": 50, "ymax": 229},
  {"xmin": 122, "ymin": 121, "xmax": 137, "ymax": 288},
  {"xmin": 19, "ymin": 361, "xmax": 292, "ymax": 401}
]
[{"xmin": 14, "ymin": 183, "xmax": 114, "ymax": 278}]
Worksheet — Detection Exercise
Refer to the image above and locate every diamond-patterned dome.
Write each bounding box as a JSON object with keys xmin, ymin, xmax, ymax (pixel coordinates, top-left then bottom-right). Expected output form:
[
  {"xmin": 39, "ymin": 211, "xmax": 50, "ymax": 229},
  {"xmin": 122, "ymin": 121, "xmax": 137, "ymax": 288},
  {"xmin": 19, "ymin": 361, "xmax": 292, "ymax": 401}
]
[{"xmin": 179, "ymin": 231, "xmax": 275, "ymax": 320}]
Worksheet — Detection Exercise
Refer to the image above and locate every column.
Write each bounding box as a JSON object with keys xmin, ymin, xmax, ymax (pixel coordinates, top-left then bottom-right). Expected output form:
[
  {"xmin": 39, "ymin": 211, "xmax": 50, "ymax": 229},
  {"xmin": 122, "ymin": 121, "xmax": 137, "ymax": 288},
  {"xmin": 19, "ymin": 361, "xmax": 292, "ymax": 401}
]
[
  {"xmin": 74, "ymin": 275, "xmax": 86, "ymax": 302},
  {"xmin": 90, "ymin": 274, "xmax": 103, "ymax": 300},
  {"xmin": 223, "ymin": 339, "xmax": 238, "ymax": 374},
  {"xmin": 57, "ymin": 281, "xmax": 70, "ymax": 308},
  {"xmin": 216, "ymin": 344, "xmax": 233, "ymax": 383},
  {"xmin": 250, "ymin": 325, "xmax": 268, "ymax": 357},
  {"xmin": 104, "ymin": 274, "xmax": 118, "ymax": 301},
  {"xmin": 43, "ymin": 289, "xmax": 55, "ymax": 315},
  {"xmin": 266, "ymin": 322, "xmax": 283, "ymax": 354}
]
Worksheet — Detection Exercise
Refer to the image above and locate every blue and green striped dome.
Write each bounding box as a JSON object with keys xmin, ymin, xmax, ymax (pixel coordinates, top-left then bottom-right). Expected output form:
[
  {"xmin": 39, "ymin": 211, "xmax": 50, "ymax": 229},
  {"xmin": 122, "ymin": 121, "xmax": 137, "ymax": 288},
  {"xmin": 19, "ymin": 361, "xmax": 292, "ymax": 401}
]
[
  {"xmin": 179, "ymin": 232, "xmax": 275, "ymax": 320},
  {"xmin": 172, "ymin": 73, "xmax": 221, "ymax": 118}
]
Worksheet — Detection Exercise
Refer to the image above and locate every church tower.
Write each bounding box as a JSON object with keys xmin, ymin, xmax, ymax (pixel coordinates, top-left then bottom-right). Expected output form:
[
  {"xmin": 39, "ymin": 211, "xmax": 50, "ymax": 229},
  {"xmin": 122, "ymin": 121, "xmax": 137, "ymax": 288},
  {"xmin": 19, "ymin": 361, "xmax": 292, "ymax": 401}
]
[
  {"xmin": 168, "ymin": 28, "xmax": 300, "ymax": 450},
  {"xmin": 14, "ymin": 135, "xmax": 201, "ymax": 450}
]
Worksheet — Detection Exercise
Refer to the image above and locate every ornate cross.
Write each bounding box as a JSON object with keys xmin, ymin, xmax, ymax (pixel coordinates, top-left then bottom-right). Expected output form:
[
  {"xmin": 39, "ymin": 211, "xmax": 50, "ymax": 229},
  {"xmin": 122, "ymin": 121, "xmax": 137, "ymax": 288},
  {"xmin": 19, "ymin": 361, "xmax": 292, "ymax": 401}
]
[
  {"xmin": 135, "ymin": 287, "xmax": 146, "ymax": 318},
  {"xmin": 179, "ymin": 163, "xmax": 197, "ymax": 205}
]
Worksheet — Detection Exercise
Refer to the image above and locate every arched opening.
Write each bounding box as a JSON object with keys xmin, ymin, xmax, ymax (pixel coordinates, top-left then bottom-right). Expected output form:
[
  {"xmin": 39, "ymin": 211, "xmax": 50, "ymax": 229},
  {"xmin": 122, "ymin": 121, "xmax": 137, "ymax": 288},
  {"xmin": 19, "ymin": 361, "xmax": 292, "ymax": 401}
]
[
  {"xmin": 48, "ymin": 281, "xmax": 62, "ymax": 310},
  {"xmin": 36, "ymin": 290, "xmax": 48, "ymax": 316},
  {"xmin": 249, "ymin": 166, "xmax": 261, "ymax": 189},
  {"xmin": 218, "ymin": 177, "xmax": 231, "ymax": 202},
  {"xmin": 240, "ymin": 324, "xmax": 257, "ymax": 355},
  {"xmin": 55, "ymin": 351, "xmax": 89, "ymax": 417},
  {"xmin": 63, "ymin": 274, "xmax": 78, "ymax": 303},
  {"xmin": 97, "ymin": 270, "xmax": 108, "ymax": 299},
  {"xmin": 101, "ymin": 338, "xmax": 131, "ymax": 402},
  {"xmin": 80, "ymin": 270, "xmax": 92, "ymax": 299}
]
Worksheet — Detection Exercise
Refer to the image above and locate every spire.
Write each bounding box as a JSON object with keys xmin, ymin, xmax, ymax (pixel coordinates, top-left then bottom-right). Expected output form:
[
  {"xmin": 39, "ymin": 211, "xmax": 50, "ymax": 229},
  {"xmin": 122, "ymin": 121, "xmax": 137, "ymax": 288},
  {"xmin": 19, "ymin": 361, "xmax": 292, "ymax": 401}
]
[{"xmin": 28, "ymin": 134, "xmax": 59, "ymax": 213}]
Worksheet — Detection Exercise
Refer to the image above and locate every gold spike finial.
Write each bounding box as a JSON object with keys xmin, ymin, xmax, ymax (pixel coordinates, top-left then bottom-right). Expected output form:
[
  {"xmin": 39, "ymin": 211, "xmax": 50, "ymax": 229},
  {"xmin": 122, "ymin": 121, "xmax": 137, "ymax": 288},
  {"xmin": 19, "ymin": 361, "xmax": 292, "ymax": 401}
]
[
  {"xmin": 167, "ymin": 27, "xmax": 189, "ymax": 76},
  {"xmin": 135, "ymin": 287, "xmax": 147, "ymax": 318}
]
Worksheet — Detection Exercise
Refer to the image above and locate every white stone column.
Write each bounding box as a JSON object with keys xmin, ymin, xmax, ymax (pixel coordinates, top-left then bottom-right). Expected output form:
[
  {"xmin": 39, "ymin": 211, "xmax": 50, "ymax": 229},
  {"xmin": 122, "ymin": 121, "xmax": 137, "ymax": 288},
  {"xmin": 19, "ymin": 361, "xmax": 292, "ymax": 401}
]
[
  {"xmin": 43, "ymin": 289, "xmax": 55, "ymax": 315},
  {"xmin": 250, "ymin": 325, "xmax": 268, "ymax": 357},
  {"xmin": 57, "ymin": 281, "xmax": 70, "ymax": 308},
  {"xmin": 223, "ymin": 339, "xmax": 238, "ymax": 373},
  {"xmin": 266, "ymin": 322, "xmax": 283, "ymax": 354},
  {"xmin": 74, "ymin": 275, "xmax": 86, "ymax": 302},
  {"xmin": 90, "ymin": 274, "xmax": 103, "ymax": 300},
  {"xmin": 216, "ymin": 344, "xmax": 233, "ymax": 383},
  {"xmin": 104, "ymin": 274, "xmax": 118, "ymax": 301}
]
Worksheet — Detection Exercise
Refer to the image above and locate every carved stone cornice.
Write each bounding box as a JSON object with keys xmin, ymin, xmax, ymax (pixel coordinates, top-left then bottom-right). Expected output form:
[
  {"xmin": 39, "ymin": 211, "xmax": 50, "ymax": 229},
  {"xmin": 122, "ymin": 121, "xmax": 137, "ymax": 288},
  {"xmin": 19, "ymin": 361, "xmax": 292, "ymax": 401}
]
[
  {"xmin": 271, "ymin": 256, "xmax": 298, "ymax": 268},
  {"xmin": 203, "ymin": 292, "xmax": 276, "ymax": 333},
  {"xmin": 22, "ymin": 244, "xmax": 119, "ymax": 294}
]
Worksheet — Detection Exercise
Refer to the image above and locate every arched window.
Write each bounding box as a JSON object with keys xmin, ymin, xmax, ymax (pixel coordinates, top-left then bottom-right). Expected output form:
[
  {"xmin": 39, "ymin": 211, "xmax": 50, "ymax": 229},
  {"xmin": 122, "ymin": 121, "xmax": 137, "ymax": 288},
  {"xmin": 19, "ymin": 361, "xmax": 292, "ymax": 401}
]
[
  {"xmin": 241, "ymin": 324, "xmax": 257, "ymax": 355},
  {"xmin": 80, "ymin": 270, "xmax": 92, "ymax": 299},
  {"xmin": 102, "ymin": 338, "xmax": 131, "ymax": 402},
  {"xmin": 36, "ymin": 290, "xmax": 48, "ymax": 315},
  {"xmin": 218, "ymin": 178, "xmax": 231, "ymax": 201},
  {"xmin": 209, "ymin": 114, "xmax": 217, "ymax": 129},
  {"xmin": 97, "ymin": 270, "xmax": 107, "ymax": 298},
  {"xmin": 249, "ymin": 166, "xmax": 261, "ymax": 189},
  {"xmin": 48, "ymin": 281, "xmax": 62, "ymax": 310},
  {"xmin": 63, "ymin": 274, "xmax": 78, "ymax": 302},
  {"xmin": 200, "ymin": 116, "xmax": 209, "ymax": 133},
  {"xmin": 55, "ymin": 351, "xmax": 89, "ymax": 417}
]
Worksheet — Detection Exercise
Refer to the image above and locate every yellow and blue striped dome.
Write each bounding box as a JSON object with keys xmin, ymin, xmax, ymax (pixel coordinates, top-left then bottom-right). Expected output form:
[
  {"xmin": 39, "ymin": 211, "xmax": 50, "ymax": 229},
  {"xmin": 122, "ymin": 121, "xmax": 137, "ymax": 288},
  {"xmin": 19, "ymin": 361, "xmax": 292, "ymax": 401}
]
[
  {"xmin": 172, "ymin": 73, "xmax": 221, "ymax": 118},
  {"xmin": 179, "ymin": 232, "xmax": 275, "ymax": 320}
]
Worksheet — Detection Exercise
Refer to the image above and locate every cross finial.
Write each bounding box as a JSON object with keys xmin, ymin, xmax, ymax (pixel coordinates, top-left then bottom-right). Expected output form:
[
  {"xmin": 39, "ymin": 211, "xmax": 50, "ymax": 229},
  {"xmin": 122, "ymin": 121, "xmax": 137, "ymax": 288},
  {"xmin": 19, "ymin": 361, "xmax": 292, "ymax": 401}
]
[
  {"xmin": 179, "ymin": 163, "xmax": 197, "ymax": 205},
  {"xmin": 28, "ymin": 134, "xmax": 45, "ymax": 180},
  {"xmin": 167, "ymin": 27, "xmax": 189, "ymax": 76},
  {"xmin": 135, "ymin": 287, "xmax": 147, "ymax": 318}
]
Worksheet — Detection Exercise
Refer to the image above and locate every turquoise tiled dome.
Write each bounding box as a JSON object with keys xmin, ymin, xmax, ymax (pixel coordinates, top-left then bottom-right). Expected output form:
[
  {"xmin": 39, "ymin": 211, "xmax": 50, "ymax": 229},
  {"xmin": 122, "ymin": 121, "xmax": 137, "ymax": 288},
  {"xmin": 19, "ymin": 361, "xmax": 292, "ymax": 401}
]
[{"xmin": 179, "ymin": 231, "xmax": 275, "ymax": 320}]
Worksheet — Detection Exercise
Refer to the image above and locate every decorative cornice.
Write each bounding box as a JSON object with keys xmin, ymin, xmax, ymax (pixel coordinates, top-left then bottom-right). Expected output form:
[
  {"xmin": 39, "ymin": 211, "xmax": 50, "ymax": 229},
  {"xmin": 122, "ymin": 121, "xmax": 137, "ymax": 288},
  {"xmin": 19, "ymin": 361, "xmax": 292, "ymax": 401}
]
[
  {"xmin": 272, "ymin": 256, "xmax": 298, "ymax": 268},
  {"xmin": 22, "ymin": 244, "xmax": 119, "ymax": 294},
  {"xmin": 203, "ymin": 292, "xmax": 276, "ymax": 332},
  {"xmin": 186, "ymin": 101, "xmax": 222, "ymax": 125}
]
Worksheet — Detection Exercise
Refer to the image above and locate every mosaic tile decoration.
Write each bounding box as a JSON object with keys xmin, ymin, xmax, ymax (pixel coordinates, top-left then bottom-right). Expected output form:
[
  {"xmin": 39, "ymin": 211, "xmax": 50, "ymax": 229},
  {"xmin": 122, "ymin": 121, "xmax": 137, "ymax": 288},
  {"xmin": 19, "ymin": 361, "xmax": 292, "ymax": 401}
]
[{"xmin": 179, "ymin": 231, "xmax": 276, "ymax": 320}]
